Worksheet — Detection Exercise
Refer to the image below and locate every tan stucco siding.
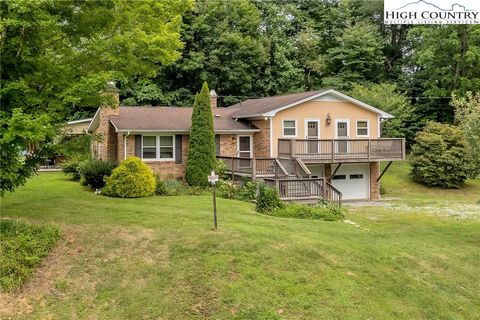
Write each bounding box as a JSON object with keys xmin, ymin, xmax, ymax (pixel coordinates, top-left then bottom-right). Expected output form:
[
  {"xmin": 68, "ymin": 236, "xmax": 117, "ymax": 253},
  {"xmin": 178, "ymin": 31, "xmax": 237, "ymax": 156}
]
[{"xmin": 271, "ymin": 101, "xmax": 380, "ymax": 157}]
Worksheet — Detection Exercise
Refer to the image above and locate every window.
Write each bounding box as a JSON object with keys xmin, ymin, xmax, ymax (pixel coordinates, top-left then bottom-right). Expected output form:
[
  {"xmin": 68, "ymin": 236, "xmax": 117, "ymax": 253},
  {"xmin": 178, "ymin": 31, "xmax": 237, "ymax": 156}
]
[
  {"xmin": 142, "ymin": 135, "xmax": 174, "ymax": 160},
  {"xmin": 159, "ymin": 136, "xmax": 174, "ymax": 159},
  {"xmin": 356, "ymin": 120, "xmax": 369, "ymax": 137},
  {"xmin": 332, "ymin": 175, "xmax": 346, "ymax": 180},
  {"xmin": 282, "ymin": 120, "xmax": 297, "ymax": 137},
  {"xmin": 350, "ymin": 174, "xmax": 364, "ymax": 179},
  {"xmin": 142, "ymin": 136, "xmax": 157, "ymax": 159}
]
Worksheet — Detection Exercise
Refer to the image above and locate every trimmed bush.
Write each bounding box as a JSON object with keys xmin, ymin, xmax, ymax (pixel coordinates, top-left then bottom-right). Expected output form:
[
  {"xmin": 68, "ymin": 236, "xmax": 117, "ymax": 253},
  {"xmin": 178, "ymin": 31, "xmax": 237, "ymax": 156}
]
[
  {"xmin": 79, "ymin": 159, "xmax": 116, "ymax": 189},
  {"xmin": 272, "ymin": 203, "xmax": 345, "ymax": 221},
  {"xmin": 185, "ymin": 82, "xmax": 216, "ymax": 187},
  {"xmin": 410, "ymin": 122, "xmax": 470, "ymax": 188},
  {"xmin": 103, "ymin": 157, "xmax": 156, "ymax": 198},
  {"xmin": 256, "ymin": 184, "xmax": 284, "ymax": 213},
  {"xmin": 1, "ymin": 220, "xmax": 61, "ymax": 292}
]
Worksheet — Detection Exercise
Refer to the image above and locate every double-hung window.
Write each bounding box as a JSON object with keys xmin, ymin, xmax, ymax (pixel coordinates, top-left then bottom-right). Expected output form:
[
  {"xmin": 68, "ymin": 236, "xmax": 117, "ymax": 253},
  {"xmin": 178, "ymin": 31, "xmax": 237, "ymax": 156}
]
[
  {"xmin": 282, "ymin": 120, "xmax": 297, "ymax": 137},
  {"xmin": 142, "ymin": 135, "xmax": 174, "ymax": 160},
  {"xmin": 356, "ymin": 120, "xmax": 369, "ymax": 137}
]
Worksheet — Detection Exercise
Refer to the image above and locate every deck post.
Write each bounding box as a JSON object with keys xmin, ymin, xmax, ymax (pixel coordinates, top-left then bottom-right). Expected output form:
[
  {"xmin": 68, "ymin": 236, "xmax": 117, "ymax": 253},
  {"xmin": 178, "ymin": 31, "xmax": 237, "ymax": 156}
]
[
  {"xmin": 231, "ymin": 156, "xmax": 235, "ymax": 180},
  {"xmin": 251, "ymin": 158, "xmax": 257, "ymax": 181},
  {"xmin": 322, "ymin": 177, "xmax": 327, "ymax": 199},
  {"xmin": 368, "ymin": 139, "xmax": 371, "ymax": 162},
  {"xmin": 331, "ymin": 139, "xmax": 335, "ymax": 163},
  {"xmin": 289, "ymin": 139, "xmax": 296, "ymax": 158}
]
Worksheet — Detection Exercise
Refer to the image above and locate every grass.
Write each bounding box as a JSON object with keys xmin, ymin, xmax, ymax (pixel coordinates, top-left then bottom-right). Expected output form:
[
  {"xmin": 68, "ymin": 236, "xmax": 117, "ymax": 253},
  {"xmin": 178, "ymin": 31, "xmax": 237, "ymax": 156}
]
[
  {"xmin": 0, "ymin": 220, "xmax": 61, "ymax": 292},
  {"xmin": 0, "ymin": 163, "xmax": 479, "ymax": 319}
]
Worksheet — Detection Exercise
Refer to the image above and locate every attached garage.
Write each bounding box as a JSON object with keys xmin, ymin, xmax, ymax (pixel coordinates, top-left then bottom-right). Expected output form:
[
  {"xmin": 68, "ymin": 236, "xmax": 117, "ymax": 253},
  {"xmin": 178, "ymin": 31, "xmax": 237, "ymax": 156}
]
[{"xmin": 330, "ymin": 164, "xmax": 370, "ymax": 200}]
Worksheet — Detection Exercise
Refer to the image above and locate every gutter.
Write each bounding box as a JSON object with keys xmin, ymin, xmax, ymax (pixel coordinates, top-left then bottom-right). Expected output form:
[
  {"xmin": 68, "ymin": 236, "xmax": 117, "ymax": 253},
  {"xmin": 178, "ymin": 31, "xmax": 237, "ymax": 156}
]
[{"xmin": 124, "ymin": 131, "xmax": 130, "ymax": 160}]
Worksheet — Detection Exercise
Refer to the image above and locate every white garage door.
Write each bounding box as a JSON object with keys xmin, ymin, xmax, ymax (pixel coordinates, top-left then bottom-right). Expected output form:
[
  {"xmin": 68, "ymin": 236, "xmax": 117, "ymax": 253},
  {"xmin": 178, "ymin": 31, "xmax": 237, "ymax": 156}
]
[{"xmin": 331, "ymin": 164, "xmax": 370, "ymax": 200}]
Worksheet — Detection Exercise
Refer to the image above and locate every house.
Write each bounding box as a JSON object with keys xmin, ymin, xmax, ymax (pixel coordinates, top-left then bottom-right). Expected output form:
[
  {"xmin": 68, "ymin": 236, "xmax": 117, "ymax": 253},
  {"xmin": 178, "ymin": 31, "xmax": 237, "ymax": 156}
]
[{"xmin": 87, "ymin": 88, "xmax": 405, "ymax": 202}]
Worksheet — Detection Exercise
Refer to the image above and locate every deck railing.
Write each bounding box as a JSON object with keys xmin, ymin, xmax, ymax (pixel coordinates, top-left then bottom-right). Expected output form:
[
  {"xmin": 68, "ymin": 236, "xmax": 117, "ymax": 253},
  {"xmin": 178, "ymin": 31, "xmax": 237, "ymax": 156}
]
[
  {"xmin": 264, "ymin": 177, "xmax": 342, "ymax": 206},
  {"xmin": 278, "ymin": 138, "xmax": 405, "ymax": 162},
  {"xmin": 217, "ymin": 156, "xmax": 289, "ymax": 179}
]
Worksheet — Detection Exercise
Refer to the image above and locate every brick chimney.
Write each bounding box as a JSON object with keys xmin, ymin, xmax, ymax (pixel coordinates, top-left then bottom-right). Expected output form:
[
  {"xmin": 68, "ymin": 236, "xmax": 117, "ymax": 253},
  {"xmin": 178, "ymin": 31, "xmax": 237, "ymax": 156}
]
[
  {"xmin": 210, "ymin": 89, "xmax": 217, "ymax": 108},
  {"xmin": 95, "ymin": 82, "xmax": 120, "ymax": 161}
]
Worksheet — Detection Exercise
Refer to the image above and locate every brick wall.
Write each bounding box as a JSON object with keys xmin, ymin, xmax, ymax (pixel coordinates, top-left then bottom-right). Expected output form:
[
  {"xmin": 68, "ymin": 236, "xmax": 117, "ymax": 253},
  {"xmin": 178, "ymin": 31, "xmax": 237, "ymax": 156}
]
[
  {"xmin": 251, "ymin": 119, "xmax": 270, "ymax": 158},
  {"xmin": 126, "ymin": 135, "xmax": 190, "ymax": 180},
  {"xmin": 369, "ymin": 161, "xmax": 380, "ymax": 200},
  {"xmin": 219, "ymin": 134, "xmax": 237, "ymax": 157}
]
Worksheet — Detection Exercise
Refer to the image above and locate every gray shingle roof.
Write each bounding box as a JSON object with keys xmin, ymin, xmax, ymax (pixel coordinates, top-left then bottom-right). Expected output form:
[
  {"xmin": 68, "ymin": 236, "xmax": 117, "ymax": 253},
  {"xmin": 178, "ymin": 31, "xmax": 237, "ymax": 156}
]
[
  {"xmin": 231, "ymin": 90, "xmax": 328, "ymax": 118},
  {"xmin": 109, "ymin": 106, "xmax": 258, "ymax": 132}
]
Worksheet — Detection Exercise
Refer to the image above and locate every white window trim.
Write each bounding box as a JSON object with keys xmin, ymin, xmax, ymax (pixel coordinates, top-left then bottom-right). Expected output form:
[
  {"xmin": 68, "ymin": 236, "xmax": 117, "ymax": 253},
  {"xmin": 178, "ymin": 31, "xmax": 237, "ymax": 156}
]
[
  {"xmin": 356, "ymin": 119, "xmax": 370, "ymax": 138},
  {"xmin": 282, "ymin": 119, "xmax": 297, "ymax": 138},
  {"xmin": 141, "ymin": 134, "xmax": 175, "ymax": 161},
  {"xmin": 304, "ymin": 118, "xmax": 321, "ymax": 139},
  {"xmin": 237, "ymin": 135, "xmax": 253, "ymax": 158},
  {"xmin": 334, "ymin": 119, "xmax": 350, "ymax": 139}
]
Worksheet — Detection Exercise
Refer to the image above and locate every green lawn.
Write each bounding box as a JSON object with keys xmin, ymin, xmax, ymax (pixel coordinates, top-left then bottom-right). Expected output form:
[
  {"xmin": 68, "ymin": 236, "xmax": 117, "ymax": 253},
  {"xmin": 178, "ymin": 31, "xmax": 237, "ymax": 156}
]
[{"xmin": 1, "ymin": 164, "xmax": 479, "ymax": 319}]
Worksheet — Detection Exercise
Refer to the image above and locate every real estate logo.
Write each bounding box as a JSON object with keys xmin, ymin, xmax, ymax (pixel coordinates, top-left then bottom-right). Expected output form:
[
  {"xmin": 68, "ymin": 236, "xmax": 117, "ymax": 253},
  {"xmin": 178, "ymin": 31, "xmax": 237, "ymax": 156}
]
[{"xmin": 384, "ymin": 0, "xmax": 480, "ymax": 24}]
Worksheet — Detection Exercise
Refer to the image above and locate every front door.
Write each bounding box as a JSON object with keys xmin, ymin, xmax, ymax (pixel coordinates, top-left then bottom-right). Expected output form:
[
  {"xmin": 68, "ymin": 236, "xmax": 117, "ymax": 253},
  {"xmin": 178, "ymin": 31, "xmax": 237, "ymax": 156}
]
[
  {"xmin": 336, "ymin": 121, "xmax": 349, "ymax": 153},
  {"xmin": 238, "ymin": 136, "xmax": 252, "ymax": 167},
  {"xmin": 305, "ymin": 120, "xmax": 320, "ymax": 155}
]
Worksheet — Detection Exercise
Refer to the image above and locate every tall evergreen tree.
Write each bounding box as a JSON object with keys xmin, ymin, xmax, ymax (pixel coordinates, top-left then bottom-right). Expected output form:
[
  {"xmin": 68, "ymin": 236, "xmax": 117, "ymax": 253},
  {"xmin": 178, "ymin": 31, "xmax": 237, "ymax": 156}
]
[{"xmin": 185, "ymin": 82, "xmax": 216, "ymax": 187}]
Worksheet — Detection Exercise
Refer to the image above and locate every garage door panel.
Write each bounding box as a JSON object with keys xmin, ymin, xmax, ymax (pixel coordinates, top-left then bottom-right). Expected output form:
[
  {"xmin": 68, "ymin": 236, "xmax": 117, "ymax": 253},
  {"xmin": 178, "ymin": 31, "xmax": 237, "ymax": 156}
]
[{"xmin": 331, "ymin": 164, "xmax": 369, "ymax": 200}]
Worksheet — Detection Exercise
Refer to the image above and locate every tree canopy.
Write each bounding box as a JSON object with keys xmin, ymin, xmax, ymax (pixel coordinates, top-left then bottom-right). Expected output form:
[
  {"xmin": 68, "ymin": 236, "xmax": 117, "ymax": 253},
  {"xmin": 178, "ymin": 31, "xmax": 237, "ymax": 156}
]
[{"xmin": 0, "ymin": 0, "xmax": 190, "ymax": 194}]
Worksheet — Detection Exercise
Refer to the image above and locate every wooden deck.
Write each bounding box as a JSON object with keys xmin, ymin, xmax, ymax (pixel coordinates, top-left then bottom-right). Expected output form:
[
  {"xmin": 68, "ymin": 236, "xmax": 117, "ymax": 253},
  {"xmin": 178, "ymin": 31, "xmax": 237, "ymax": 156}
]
[{"xmin": 278, "ymin": 138, "xmax": 405, "ymax": 163}]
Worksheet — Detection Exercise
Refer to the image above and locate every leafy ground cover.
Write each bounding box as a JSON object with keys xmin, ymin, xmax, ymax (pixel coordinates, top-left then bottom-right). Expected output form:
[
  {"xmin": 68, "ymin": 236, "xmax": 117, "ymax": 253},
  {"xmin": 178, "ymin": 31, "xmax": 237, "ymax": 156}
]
[
  {"xmin": 0, "ymin": 220, "xmax": 60, "ymax": 292},
  {"xmin": 0, "ymin": 163, "xmax": 479, "ymax": 319}
]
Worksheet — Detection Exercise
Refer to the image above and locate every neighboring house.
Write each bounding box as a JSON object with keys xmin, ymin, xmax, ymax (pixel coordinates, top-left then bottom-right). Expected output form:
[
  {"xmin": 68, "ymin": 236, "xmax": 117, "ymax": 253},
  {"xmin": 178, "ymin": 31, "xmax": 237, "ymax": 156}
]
[
  {"xmin": 87, "ymin": 89, "xmax": 405, "ymax": 202},
  {"xmin": 61, "ymin": 118, "xmax": 93, "ymax": 135}
]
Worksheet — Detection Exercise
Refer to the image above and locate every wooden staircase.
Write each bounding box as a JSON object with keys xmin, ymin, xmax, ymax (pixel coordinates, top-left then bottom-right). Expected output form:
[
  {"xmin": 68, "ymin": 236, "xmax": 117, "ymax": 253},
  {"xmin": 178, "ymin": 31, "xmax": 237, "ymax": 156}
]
[{"xmin": 217, "ymin": 156, "xmax": 342, "ymax": 206}]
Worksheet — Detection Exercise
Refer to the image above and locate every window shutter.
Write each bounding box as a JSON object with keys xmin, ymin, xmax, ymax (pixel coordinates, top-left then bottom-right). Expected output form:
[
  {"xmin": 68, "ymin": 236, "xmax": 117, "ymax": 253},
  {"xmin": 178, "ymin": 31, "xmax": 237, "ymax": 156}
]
[
  {"xmin": 135, "ymin": 135, "xmax": 142, "ymax": 157},
  {"xmin": 175, "ymin": 135, "xmax": 182, "ymax": 164},
  {"xmin": 215, "ymin": 135, "xmax": 220, "ymax": 156}
]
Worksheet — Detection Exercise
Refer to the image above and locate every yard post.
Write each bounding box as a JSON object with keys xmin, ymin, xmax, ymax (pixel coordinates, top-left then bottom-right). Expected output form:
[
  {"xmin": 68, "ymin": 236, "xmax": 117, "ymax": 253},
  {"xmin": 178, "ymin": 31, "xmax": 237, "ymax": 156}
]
[
  {"xmin": 213, "ymin": 184, "xmax": 217, "ymax": 230},
  {"xmin": 208, "ymin": 170, "xmax": 219, "ymax": 230}
]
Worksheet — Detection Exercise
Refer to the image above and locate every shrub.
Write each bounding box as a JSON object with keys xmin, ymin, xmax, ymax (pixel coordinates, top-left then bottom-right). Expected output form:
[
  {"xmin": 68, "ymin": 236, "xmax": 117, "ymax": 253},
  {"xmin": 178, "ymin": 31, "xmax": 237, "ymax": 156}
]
[
  {"xmin": 216, "ymin": 180, "xmax": 258, "ymax": 202},
  {"xmin": 61, "ymin": 154, "xmax": 89, "ymax": 180},
  {"xmin": 379, "ymin": 184, "xmax": 386, "ymax": 195},
  {"xmin": 213, "ymin": 159, "xmax": 229, "ymax": 180},
  {"xmin": 162, "ymin": 179, "xmax": 183, "ymax": 196},
  {"xmin": 103, "ymin": 157, "xmax": 156, "ymax": 198},
  {"xmin": 256, "ymin": 184, "xmax": 284, "ymax": 213},
  {"xmin": 410, "ymin": 122, "xmax": 470, "ymax": 188},
  {"xmin": 185, "ymin": 82, "xmax": 216, "ymax": 187},
  {"xmin": 155, "ymin": 175, "xmax": 168, "ymax": 195},
  {"xmin": 272, "ymin": 203, "xmax": 345, "ymax": 221},
  {"xmin": 0, "ymin": 220, "xmax": 61, "ymax": 292},
  {"xmin": 79, "ymin": 159, "xmax": 116, "ymax": 189}
]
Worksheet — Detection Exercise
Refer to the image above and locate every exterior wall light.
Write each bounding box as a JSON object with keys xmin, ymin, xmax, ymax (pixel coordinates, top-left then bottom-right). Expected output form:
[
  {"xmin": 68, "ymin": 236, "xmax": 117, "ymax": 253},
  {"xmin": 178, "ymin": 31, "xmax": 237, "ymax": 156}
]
[{"xmin": 326, "ymin": 113, "xmax": 332, "ymax": 126}]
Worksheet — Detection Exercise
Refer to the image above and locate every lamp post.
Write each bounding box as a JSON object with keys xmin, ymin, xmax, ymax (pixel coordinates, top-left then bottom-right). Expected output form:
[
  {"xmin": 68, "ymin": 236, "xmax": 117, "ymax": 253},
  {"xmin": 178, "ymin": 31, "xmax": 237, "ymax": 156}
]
[{"xmin": 208, "ymin": 170, "xmax": 219, "ymax": 230}]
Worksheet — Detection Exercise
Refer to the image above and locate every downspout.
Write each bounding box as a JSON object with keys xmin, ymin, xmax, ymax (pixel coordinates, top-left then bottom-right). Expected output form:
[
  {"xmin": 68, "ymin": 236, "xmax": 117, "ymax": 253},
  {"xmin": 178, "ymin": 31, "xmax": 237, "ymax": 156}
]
[
  {"xmin": 124, "ymin": 131, "xmax": 130, "ymax": 160},
  {"xmin": 269, "ymin": 116, "xmax": 273, "ymax": 158}
]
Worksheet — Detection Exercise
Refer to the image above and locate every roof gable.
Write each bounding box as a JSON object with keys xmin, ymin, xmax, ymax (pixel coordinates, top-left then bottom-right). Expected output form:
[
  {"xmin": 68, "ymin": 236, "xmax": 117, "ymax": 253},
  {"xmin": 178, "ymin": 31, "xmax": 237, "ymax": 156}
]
[{"xmin": 231, "ymin": 89, "xmax": 394, "ymax": 119}]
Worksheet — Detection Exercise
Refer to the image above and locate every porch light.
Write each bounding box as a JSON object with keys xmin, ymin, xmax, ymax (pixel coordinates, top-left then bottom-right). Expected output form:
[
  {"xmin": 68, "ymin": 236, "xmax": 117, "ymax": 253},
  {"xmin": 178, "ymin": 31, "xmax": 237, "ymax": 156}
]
[{"xmin": 326, "ymin": 113, "xmax": 332, "ymax": 126}]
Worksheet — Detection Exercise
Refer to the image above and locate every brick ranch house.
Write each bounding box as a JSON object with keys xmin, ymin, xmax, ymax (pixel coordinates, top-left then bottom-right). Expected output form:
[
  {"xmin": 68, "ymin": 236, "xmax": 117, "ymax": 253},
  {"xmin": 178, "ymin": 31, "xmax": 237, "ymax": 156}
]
[{"xmin": 87, "ymin": 89, "xmax": 405, "ymax": 202}]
